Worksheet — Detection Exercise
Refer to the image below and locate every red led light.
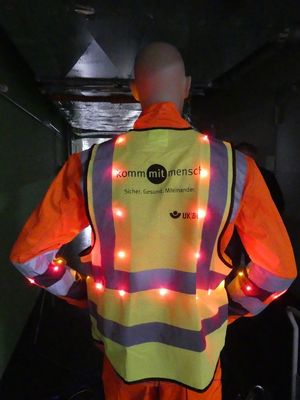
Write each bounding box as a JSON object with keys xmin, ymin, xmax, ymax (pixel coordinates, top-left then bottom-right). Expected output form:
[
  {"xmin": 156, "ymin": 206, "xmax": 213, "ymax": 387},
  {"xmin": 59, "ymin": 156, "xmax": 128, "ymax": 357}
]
[
  {"xmin": 119, "ymin": 290, "xmax": 126, "ymax": 297},
  {"xmin": 203, "ymin": 135, "xmax": 209, "ymax": 141},
  {"xmin": 27, "ymin": 278, "xmax": 35, "ymax": 284},
  {"xmin": 245, "ymin": 285, "xmax": 252, "ymax": 292},
  {"xmin": 200, "ymin": 169, "xmax": 208, "ymax": 178},
  {"xmin": 53, "ymin": 266, "xmax": 60, "ymax": 272},
  {"xmin": 208, "ymin": 288, "xmax": 212, "ymax": 296},
  {"xmin": 195, "ymin": 252, "xmax": 201, "ymax": 259},
  {"xmin": 116, "ymin": 136, "xmax": 126, "ymax": 145},
  {"xmin": 159, "ymin": 288, "xmax": 168, "ymax": 296},
  {"xmin": 114, "ymin": 208, "xmax": 124, "ymax": 218},
  {"xmin": 197, "ymin": 208, "xmax": 206, "ymax": 219},
  {"xmin": 117, "ymin": 250, "xmax": 126, "ymax": 259},
  {"xmin": 112, "ymin": 168, "xmax": 120, "ymax": 177}
]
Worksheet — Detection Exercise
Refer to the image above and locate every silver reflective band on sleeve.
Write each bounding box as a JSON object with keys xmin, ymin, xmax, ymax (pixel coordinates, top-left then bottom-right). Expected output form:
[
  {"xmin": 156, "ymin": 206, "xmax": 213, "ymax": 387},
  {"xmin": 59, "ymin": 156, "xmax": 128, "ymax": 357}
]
[
  {"xmin": 13, "ymin": 250, "xmax": 58, "ymax": 277},
  {"xmin": 230, "ymin": 294, "xmax": 267, "ymax": 315},
  {"xmin": 248, "ymin": 262, "xmax": 294, "ymax": 292},
  {"xmin": 46, "ymin": 268, "xmax": 76, "ymax": 296}
]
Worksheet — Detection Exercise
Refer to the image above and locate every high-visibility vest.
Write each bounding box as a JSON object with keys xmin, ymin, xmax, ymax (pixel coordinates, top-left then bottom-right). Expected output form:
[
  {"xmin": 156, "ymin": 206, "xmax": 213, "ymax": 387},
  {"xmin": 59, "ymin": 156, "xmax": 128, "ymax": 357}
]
[{"xmin": 85, "ymin": 128, "xmax": 246, "ymax": 391}]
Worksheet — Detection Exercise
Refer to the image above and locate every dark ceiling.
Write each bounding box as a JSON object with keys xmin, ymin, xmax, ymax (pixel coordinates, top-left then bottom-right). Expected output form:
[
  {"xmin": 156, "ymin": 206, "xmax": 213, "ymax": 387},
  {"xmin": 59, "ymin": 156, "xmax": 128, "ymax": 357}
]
[{"xmin": 1, "ymin": 0, "xmax": 300, "ymax": 134}]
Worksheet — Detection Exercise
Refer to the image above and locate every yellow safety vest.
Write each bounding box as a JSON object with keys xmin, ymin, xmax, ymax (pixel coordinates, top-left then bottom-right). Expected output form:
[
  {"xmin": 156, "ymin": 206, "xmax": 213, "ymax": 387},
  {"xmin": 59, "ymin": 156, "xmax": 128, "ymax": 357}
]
[{"xmin": 85, "ymin": 128, "xmax": 240, "ymax": 390}]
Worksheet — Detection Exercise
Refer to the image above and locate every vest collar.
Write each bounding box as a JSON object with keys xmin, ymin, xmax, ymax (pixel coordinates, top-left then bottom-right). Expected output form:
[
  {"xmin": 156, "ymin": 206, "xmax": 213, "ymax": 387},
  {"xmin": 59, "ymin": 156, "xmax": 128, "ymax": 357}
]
[{"xmin": 133, "ymin": 102, "xmax": 191, "ymax": 130}]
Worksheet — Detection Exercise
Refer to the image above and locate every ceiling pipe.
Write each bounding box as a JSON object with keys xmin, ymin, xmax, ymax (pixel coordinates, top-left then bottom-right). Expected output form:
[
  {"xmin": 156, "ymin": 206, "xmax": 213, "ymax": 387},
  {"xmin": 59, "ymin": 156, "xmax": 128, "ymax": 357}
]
[{"xmin": 0, "ymin": 87, "xmax": 63, "ymax": 137}]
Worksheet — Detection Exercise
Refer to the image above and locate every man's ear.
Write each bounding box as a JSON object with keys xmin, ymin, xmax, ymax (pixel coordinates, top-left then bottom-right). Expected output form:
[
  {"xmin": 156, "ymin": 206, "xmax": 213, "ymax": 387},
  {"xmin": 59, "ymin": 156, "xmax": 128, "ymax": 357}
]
[
  {"xmin": 130, "ymin": 81, "xmax": 140, "ymax": 102},
  {"xmin": 184, "ymin": 76, "xmax": 191, "ymax": 99}
]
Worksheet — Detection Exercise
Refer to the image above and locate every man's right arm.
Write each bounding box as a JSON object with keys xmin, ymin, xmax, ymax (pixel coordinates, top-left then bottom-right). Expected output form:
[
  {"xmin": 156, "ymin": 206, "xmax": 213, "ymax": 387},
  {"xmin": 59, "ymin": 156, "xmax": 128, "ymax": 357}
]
[
  {"xmin": 226, "ymin": 157, "xmax": 297, "ymax": 317},
  {"xmin": 10, "ymin": 152, "xmax": 90, "ymax": 308}
]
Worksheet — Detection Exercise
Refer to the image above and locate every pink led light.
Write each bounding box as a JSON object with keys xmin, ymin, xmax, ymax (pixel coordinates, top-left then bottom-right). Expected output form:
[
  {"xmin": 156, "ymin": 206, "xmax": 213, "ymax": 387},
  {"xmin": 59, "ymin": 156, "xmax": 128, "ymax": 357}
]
[
  {"xmin": 159, "ymin": 288, "xmax": 168, "ymax": 296},
  {"xmin": 200, "ymin": 169, "xmax": 208, "ymax": 178},
  {"xmin": 27, "ymin": 278, "xmax": 35, "ymax": 284},
  {"xmin": 119, "ymin": 290, "xmax": 126, "ymax": 297},
  {"xmin": 195, "ymin": 252, "xmax": 201, "ymax": 259},
  {"xmin": 197, "ymin": 208, "xmax": 206, "ymax": 219},
  {"xmin": 95, "ymin": 282, "xmax": 104, "ymax": 291},
  {"xmin": 117, "ymin": 250, "xmax": 126, "ymax": 259}
]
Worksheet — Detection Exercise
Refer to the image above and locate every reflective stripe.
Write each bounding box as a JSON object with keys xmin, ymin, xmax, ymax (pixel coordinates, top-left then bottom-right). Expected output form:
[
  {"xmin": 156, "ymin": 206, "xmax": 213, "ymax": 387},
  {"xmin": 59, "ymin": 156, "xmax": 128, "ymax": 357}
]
[
  {"xmin": 230, "ymin": 151, "xmax": 247, "ymax": 222},
  {"xmin": 197, "ymin": 140, "xmax": 231, "ymax": 290},
  {"xmin": 89, "ymin": 301, "xmax": 228, "ymax": 352},
  {"xmin": 226, "ymin": 265, "xmax": 290, "ymax": 316},
  {"xmin": 33, "ymin": 265, "xmax": 65, "ymax": 287},
  {"xmin": 229, "ymin": 293, "xmax": 267, "ymax": 315},
  {"xmin": 91, "ymin": 140, "xmax": 115, "ymax": 270},
  {"xmin": 13, "ymin": 250, "xmax": 57, "ymax": 277},
  {"xmin": 103, "ymin": 268, "xmax": 196, "ymax": 294},
  {"xmin": 248, "ymin": 262, "xmax": 294, "ymax": 292},
  {"xmin": 228, "ymin": 299, "xmax": 248, "ymax": 315},
  {"xmin": 46, "ymin": 269, "xmax": 77, "ymax": 296},
  {"xmin": 13, "ymin": 250, "xmax": 86, "ymax": 299}
]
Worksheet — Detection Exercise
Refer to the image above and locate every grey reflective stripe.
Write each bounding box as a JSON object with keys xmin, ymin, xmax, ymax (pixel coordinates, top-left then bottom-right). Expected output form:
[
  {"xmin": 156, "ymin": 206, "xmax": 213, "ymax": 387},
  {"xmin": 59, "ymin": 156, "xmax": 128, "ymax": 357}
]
[
  {"xmin": 89, "ymin": 301, "xmax": 228, "ymax": 352},
  {"xmin": 46, "ymin": 269, "xmax": 76, "ymax": 296},
  {"xmin": 13, "ymin": 250, "xmax": 57, "ymax": 277},
  {"xmin": 229, "ymin": 293, "xmax": 267, "ymax": 315},
  {"xmin": 13, "ymin": 251, "xmax": 83, "ymax": 298},
  {"xmin": 248, "ymin": 262, "xmax": 294, "ymax": 292},
  {"xmin": 102, "ymin": 268, "xmax": 196, "ymax": 294},
  {"xmin": 33, "ymin": 265, "xmax": 65, "ymax": 287},
  {"xmin": 197, "ymin": 139, "xmax": 230, "ymax": 290},
  {"xmin": 92, "ymin": 140, "xmax": 116, "ymax": 270},
  {"xmin": 230, "ymin": 150, "xmax": 247, "ymax": 222}
]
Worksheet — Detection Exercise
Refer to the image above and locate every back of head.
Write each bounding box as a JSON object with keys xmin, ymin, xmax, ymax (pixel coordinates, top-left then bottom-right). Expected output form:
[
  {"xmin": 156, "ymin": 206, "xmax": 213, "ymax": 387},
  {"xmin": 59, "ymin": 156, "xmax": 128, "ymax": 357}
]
[{"xmin": 132, "ymin": 42, "xmax": 191, "ymax": 112}]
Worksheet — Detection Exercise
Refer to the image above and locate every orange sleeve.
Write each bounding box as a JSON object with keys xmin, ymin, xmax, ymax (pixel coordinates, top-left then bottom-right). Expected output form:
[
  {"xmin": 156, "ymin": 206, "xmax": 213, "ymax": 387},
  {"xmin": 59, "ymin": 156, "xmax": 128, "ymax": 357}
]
[
  {"xmin": 10, "ymin": 152, "xmax": 89, "ymax": 263},
  {"xmin": 236, "ymin": 157, "xmax": 296, "ymax": 279},
  {"xmin": 226, "ymin": 157, "xmax": 297, "ymax": 317}
]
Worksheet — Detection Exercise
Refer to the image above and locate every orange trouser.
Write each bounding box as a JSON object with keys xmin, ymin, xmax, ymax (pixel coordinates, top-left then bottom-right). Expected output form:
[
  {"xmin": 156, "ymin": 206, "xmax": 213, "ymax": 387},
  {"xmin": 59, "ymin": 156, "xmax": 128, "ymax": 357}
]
[{"xmin": 102, "ymin": 356, "xmax": 222, "ymax": 400}]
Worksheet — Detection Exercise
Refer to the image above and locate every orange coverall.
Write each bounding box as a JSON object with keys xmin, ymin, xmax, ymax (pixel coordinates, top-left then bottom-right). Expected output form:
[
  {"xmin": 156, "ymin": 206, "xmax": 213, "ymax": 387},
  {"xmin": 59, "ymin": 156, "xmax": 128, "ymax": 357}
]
[{"xmin": 10, "ymin": 102, "xmax": 297, "ymax": 400}]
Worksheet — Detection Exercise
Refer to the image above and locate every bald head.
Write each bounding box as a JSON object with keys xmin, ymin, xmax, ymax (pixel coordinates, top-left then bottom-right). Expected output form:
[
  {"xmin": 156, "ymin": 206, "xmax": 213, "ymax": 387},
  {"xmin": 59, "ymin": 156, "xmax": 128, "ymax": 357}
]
[{"xmin": 131, "ymin": 42, "xmax": 191, "ymax": 112}]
